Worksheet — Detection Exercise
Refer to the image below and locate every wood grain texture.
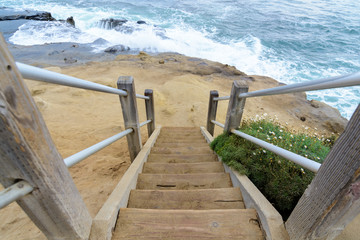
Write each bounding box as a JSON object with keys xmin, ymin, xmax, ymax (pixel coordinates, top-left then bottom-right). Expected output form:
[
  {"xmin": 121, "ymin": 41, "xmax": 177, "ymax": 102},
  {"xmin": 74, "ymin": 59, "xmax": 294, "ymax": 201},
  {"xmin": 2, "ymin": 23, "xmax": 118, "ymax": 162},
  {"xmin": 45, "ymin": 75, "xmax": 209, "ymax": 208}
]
[
  {"xmin": 200, "ymin": 126, "xmax": 289, "ymax": 240},
  {"xmin": 142, "ymin": 162, "xmax": 225, "ymax": 174},
  {"xmin": 147, "ymin": 153, "xmax": 217, "ymax": 163},
  {"xmin": 224, "ymin": 80, "xmax": 248, "ymax": 132},
  {"xmin": 90, "ymin": 126, "xmax": 161, "ymax": 240},
  {"xmin": 286, "ymin": 105, "xmax": 360, "ymax": 240},
  {"xmin": 206, "ymin": 90, "xmax": 219, "ymax": 136},
  {"xmin": 117, "ymin": 76, "xmax": 142, "ymax": 162},
  {"xmin": 128, "ymin": 188, "xmax": 245, "ymax": 209},
  {"xmin": 144, "ymin": 89, "xmax": 155, "ymax": 137},
  {"xmin": 136, "ymin": 173, "xmax": 233, "ymax": 190},
  {"xmin": 151, "ymin": 146, "xmax": 213, "ymax": 154},
  {"xmin": 113, "ymin": 208, "xmax": 263, "ymax": 240},
  {"xmin": 155, "ymin": 142, "xmax": 210, "ymax": 148},
  {"xmin": 0, "ymin": 35, "xmax": 91, "ymax": 240}
]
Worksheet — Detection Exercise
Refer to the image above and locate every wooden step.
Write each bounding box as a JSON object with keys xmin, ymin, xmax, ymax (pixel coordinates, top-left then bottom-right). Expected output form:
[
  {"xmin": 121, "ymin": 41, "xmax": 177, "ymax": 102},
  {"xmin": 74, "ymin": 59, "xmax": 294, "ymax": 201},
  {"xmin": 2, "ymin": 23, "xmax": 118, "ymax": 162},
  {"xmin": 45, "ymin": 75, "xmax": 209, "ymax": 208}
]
[
  {"xmin": 151, "ymin": 146, "xmax": 213, "ymax": 155},
  {"xmin": 113, "ymin": 208, "xmax": 263, "ymax": 240},
  {"xmin": 128, "ymin": 188, "xmax": 245, "ymax": 209},
  {"xmin": 147, "ymin": 154, "xmax": 217, "ymax": 163},
  {"xmin": 136, "ymin": 173, "xmax": 232, "ymax": 190},
  {"xmin": 156, "ymin": 138, "xmax": 207, "ymax": 143},
  {"xmin": 143, "ymin": 162, "xmax": 224, "ymax": 174},
  {"xmin": 161, "ymin": 127, "xmax": 200, "ymax": 132},
  {"xmin": 155, "ymin": 142, "xmax": 209, "ymax": 148}
]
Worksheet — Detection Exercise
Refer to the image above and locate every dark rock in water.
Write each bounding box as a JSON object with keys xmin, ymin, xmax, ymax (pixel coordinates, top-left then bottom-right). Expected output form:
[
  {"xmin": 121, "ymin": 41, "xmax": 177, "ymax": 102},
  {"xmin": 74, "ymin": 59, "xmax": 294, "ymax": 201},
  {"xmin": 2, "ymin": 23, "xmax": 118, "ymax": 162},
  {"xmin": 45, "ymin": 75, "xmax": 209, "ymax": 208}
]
[
  {"xmin": 104, "ymin": 45, "xmax": 130, "ymax": 53},
  {"xmin": 91, "ymin": 38, "xmax": 110, "ymax": 45},
  {"xmin": 98, "ymin": 18, "xmax": 128, "ymax": 30},
  {"xmin": 67, "ymin": 16, "xmax": 75, "ymax": 27},
  {"xmin": 0, "ymin": 7, "xmax": 55, "ymax": 21},
  {"xmin": 64, "ymin": 57, "xmax": 77, "ymax": 64},
  {"xmin": 137, "ymin": 20, "xmax": 146, "ymax": 24}
]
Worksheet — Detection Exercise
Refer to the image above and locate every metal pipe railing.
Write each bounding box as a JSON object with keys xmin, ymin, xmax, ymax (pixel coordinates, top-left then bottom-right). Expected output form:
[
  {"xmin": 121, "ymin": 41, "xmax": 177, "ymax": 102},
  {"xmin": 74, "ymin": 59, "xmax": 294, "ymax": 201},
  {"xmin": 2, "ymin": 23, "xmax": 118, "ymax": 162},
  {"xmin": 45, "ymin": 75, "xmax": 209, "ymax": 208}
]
[
  {"xmin": 136, "ymin": 94, "xmax": 150, "ymax": 100},
  {"xmin": 140, "ymin": 119, "xmax": 152, "ymax": 127},
  {"xmin": 214, "ymin": 96, "xmax": 230, "ymax": 101},
  {"xmin": 0, "ymin": 181, "xmax": 34, "ymax": 209},
  {"xmin": 239, "ymin": 72, "xmax": 360, "ymax": 98},
  {"xmin": 211, "ymin": 120, "xmax": 225, "ymax": 128},
  {"xmin": 17, "ymin": 62, "xmax": 128, "ymax": 96},
  {"xmin": 231, "ymin": 129, "xmax": 321, "ymax": 172},
  {"xmin": 64, "ymin": 128, "xmax": 133, "ymax": 167}
]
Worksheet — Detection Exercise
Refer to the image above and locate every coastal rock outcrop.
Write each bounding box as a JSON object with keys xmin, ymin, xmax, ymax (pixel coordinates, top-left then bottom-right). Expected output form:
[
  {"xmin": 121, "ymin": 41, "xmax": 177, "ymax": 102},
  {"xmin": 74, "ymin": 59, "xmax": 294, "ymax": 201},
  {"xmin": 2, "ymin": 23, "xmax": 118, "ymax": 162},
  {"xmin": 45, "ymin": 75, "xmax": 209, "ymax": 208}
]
[{"xmin": 0, "ymin": 7, "xmax": 55, "ymax": 21}]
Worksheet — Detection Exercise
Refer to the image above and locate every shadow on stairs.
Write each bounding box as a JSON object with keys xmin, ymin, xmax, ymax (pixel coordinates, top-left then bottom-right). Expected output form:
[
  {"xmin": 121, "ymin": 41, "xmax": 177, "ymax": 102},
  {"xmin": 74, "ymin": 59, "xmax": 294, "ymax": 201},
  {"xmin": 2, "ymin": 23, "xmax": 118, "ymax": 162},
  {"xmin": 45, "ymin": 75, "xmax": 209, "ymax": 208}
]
[{"xmin": 111, "ymin": 127, "xmax": 264, "ymax": 239}]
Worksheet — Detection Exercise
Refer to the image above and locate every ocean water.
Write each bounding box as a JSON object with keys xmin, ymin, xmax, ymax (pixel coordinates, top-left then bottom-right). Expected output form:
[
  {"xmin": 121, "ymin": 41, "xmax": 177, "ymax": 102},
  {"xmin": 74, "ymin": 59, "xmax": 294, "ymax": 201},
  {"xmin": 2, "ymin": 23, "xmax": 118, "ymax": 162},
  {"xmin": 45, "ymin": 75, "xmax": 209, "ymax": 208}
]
[{"xmin": 1, "ymin": 0, "xmax": 359, "ymax": 119}]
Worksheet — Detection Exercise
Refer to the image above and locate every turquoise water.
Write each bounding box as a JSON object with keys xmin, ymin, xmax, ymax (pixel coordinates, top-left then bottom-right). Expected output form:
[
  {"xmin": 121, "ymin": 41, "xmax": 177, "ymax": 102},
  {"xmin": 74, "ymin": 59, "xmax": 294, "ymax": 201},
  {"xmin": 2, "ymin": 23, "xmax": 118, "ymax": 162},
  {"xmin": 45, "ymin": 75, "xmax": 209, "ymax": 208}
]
[{"xmin": 2, "ymin": 0, "xmax": 359, "ymax": 119}]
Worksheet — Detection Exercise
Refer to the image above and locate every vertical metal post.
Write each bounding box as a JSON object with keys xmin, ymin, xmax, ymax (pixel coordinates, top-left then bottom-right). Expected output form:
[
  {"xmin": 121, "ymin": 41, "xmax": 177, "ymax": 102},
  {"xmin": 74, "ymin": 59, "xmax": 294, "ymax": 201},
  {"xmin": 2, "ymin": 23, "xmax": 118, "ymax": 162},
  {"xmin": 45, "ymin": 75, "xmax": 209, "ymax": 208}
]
[
  {"xmin": 144, "ymin": 89, "xmax": 155, "ymax": 137},
  {"xmin": 117, "ymin": 76, "xmax": 142, "ymax": 162},
  {"xmin": 224, "ymin": 80, "xmax": 248, "ymax": 133},
  {"xmin": 0, "ymin": 34, "xmax": 92, "ymax": 240},
  {"xmin": 206, "ymin": 90, "xmax": 219, "ymax": 136}
]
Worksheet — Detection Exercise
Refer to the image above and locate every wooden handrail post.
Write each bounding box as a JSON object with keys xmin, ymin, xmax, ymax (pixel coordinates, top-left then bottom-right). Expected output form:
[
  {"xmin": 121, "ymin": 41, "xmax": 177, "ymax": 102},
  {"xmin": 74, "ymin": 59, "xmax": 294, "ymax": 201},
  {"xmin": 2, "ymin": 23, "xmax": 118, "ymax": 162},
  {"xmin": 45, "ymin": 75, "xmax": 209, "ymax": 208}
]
[
  {"xmin": 144, "ymin": 89, "xmax": 155, "ymax": 137},
  {"xmin": 224, "ymin": 80, "xmax": 248, "ymax": 133},
  {"xmin": 206, "ymin": 90, "xmax": 219, "ymax": 136},
  {"xmin": 0, "ymin": 35, "xmax": 92, "ymax": 239},
  {"xmin": 286, "ymin": 104, "xmax": 360, "ymax": 240},
  {"xmin": 117, "ymin": 76, "xmax": 142, "ymax": 162}
]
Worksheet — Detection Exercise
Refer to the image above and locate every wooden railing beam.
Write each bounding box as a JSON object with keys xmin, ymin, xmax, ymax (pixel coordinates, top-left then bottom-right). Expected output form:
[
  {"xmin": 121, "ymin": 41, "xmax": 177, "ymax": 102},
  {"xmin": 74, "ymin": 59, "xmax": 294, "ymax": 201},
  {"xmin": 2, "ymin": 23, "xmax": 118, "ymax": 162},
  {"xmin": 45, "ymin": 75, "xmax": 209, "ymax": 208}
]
[
  {"xmin": 0, "ymin": 34, "xmax": 92, "ymax": 240},
  {"xmin": 117, "ymin": 76, "xmax": 142, "ymax": 162},
  {"xmin": 224, "ymin": 80, "xmax": 248, "ymax": 133},
  {"xmin": 144, "ymin": 89, "xmax": 155, "ymax": 137},
  {"xmin": 206, "ymin": 90, "xmax": 219, "ymax": 136},
  {"xmin": 286, "ymin": 104, "xmax": 360, "ymax": 240}
]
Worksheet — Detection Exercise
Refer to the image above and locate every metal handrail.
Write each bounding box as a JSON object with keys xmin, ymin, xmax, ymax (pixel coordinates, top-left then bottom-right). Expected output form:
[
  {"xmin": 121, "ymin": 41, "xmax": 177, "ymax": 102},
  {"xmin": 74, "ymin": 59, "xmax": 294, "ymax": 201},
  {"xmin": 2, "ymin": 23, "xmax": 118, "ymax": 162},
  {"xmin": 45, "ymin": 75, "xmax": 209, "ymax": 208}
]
[
  {"xmin": 231, "ymin": 129, "xmax": 321, "ymax": 172},
  {"xmin": 239, "ymin": 72, "xmax": 360, "ymax": 98},
  {"xmin": 64, "ymin": 128, "xmax": 133, "ymax": 167},
  {"xmin": 214, "ymin": 96, "xmax": 230, "ymax": 101},
  {"xmin": 140, "ymin": 119, "xmax": 152, "ymax": 127},
  {"xmin": 211, "ymin": 120, "xmax": 225, "ymax": 128},
  {"xmin": 17, "ymin": 62, "xmax": 129, "ymax": 96},
  {"xmin": 0, "ymin": 181, "xmax": 34, "ymax": 209}
]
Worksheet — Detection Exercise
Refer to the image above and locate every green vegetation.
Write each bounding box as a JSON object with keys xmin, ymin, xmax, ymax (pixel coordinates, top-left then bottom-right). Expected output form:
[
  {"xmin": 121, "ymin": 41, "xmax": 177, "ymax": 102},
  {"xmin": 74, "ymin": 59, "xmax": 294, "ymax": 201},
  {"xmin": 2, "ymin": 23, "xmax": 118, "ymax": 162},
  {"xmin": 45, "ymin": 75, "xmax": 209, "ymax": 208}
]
[{"xmin": 210, "ymin": 118, "xmax": 334, "ymax": 220}]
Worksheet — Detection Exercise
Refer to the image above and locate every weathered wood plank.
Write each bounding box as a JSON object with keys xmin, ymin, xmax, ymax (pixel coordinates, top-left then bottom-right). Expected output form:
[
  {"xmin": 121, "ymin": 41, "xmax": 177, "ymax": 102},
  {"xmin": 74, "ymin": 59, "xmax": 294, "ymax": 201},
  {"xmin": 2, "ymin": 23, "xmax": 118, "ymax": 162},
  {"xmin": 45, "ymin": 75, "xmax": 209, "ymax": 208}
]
[
  {"xmin": 286, "ymin": 105, "xmax": 360, "ymax": 240},
  {"xmin": 144, "ymin": 89, "xmax": 155, "ymax": 137},
  {"xmin": 136, "ymin": 173, "xmax": 233, "ymax": 190},
  {"xmin": 154, "ymin": 142, "xmax": 210, "ymax": 148},
  {"xmin": 113, "ymin": 208, "xmax": 263, "ymax": 240},
  {"xmin": 147, "ymin": 153, "xmax": 217, "ymax": 163},
  {"xmin": 224, "ymin": 80, "xmax": 248, "ymax": 132},
  {"xmin": 142, "ymin": 162, "xmax": 224, "ymax": 174},
  {"xmin": 206, "ymin": 90, "xmax": 219, "ymax": 135},
  {"xmin": 128, "ymin": 188, "xmax": 245, "ymax": 209},
  {"xmin": 0, "ymin": 34, "xmax": 92, "ymax": 240},
  {"xmin": 90, "ymin": 126, "xmax": 161, "ymax": 240},
  {"xmin": 117, "ymin": 76, "xmax": 142, "ymax": 161},
  {"xmin": 151, "ymin": 146, "xmax": 213, "ymax": 154},
  {"xmin": 200, "ymin": 126, "xmax": 289, "ymax": 240}
]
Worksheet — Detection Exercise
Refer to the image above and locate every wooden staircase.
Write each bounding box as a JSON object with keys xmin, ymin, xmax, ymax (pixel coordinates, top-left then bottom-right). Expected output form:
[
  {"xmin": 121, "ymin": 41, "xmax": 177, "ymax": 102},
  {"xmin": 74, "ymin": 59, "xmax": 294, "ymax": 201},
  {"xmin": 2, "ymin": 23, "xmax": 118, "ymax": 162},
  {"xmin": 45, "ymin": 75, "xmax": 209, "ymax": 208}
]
[{"xmin": 112, "ymin": 127, "xmax": 264, "ymax": 239}]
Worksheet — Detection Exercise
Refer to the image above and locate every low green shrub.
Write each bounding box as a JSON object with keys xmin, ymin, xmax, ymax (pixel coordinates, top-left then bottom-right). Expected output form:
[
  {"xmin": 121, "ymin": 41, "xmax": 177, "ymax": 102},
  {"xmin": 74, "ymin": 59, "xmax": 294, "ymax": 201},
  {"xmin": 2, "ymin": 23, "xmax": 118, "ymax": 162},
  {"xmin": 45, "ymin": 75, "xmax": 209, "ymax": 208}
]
[{"xmin": 211, "ymin": 119, "xmax": 333, "ymax": 220}]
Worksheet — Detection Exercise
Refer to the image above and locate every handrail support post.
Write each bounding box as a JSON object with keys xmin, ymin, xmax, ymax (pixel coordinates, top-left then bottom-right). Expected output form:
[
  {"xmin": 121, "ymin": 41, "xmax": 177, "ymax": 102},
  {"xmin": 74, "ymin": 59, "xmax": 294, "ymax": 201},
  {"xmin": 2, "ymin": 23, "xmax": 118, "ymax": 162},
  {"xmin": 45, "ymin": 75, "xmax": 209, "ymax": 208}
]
[
  {"xmin": 224, "ymin": 80, "xmax": 248, "ymax": 133},
  {"xmin": 206, "ymin": 90, "xmax": 219, "ymax": 136},
  {"xmin": 144, "ymin": 89, "xmax": 155, "ymax": 137},
  {"xmin": 117, "ymin": 76, "xmax": 142, "ymax": 162}
]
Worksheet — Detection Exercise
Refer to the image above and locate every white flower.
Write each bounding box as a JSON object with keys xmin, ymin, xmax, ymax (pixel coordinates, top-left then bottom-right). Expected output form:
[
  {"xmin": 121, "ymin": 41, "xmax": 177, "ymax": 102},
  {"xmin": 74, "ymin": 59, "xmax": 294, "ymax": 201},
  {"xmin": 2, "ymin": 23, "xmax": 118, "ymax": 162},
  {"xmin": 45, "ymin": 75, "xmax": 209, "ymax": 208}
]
[
  {"xmin": 305, "ymin": 127, "xmax": 309, "ymax": 130},
  {"xmin": 301, "ymin": 168, "xmax": 305, "ymax": 174},
  {"xmin": 263, "ymin": 113, "xmax": 268, "ymax": 117},
  {"xmin": 279, "ymin": 136, "xmax": 282, "ymax": 139},
  {"xmin": 285, "ymin": 122, "xmax": 288, "ymax": 125},
  {"xmin": 263, "ymin": 150, "xmax": 266, "ymax": 153},
  {"xmin": 267, "ymin": 137, "xmax": 271, "ymax": 141},
  {"xmin": 274, "ymin": 136, "xmax": 277, "ymax": 140},
  {"xmin": 290, "ymin": 134, "xmax": 294, "ymax": 138},
  {"xmin": 280, "ymin": 130, "xmax": 283, "ymax": 133},
  {"xmin": 253, "ymin": 152, "xmax": 256, "ymax": 156},
  {"xmin": 304, "ymin": 145, "xmax": 308, "ymax": 149},
  {"xmin": 278, "ymin": 160, "xmax": 281, "ymax": 164},
  {"xmin": 259, "ymin": 126, "xmax": 263, "ymax": 130},
  {"xmin": 290, "ymin": 144, "xmax": 293, "ymax": 147}
]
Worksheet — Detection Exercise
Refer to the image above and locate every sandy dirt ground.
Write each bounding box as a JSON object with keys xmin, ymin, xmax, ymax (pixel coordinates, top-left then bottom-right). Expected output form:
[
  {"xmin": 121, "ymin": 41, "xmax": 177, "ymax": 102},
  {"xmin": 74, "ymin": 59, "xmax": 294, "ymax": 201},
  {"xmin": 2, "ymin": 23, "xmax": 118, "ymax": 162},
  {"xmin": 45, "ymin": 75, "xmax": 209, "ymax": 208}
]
[{"xmin": 0, "ymin": 52, "xmax": 357, "ymax": 239}]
